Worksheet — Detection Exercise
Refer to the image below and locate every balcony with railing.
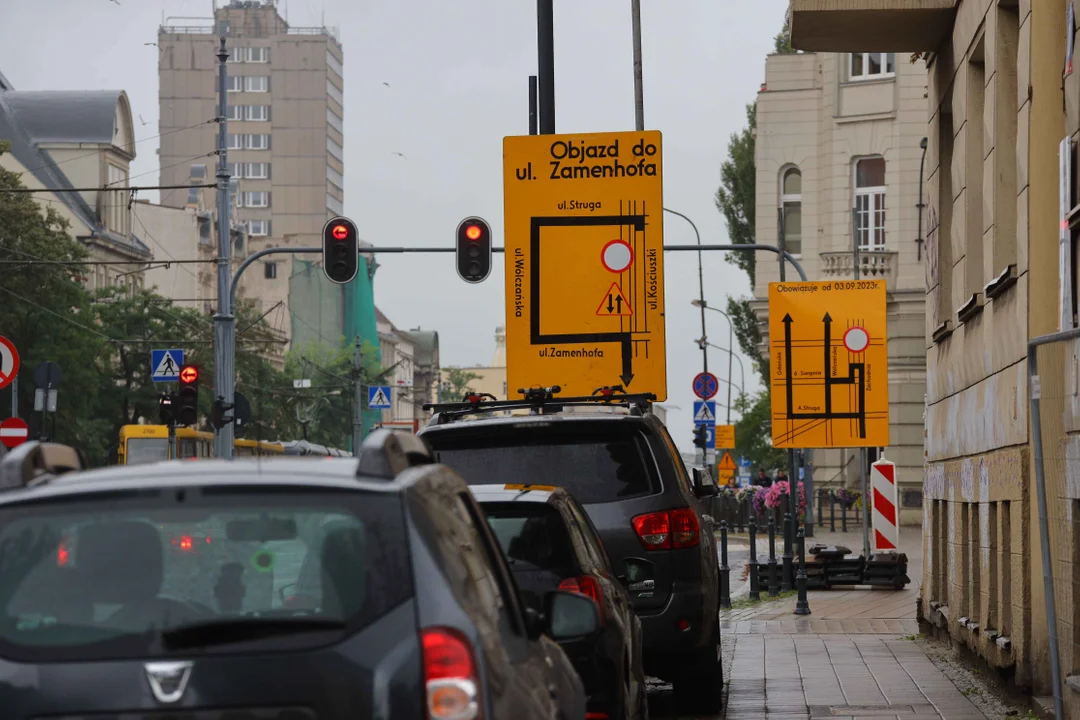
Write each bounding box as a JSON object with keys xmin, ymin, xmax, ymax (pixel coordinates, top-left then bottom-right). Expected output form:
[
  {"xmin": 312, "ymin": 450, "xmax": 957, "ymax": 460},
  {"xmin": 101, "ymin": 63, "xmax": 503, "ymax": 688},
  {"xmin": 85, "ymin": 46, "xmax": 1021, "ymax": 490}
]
[
  {"xmin": 789, "ymin": 0, "xmax": 956, "ymax": 53},
  {"xmin": 820, "ymin": 250, "xmax": 898, "ymax": 289}
]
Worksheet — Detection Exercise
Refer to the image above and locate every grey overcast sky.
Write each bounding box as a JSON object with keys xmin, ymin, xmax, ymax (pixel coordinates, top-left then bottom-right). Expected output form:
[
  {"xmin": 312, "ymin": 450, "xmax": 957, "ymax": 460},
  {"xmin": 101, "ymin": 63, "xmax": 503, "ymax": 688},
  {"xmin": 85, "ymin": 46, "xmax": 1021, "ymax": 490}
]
[{"xmin": 0, "ymin": 0, "xmax": 785, "ymax": 451}]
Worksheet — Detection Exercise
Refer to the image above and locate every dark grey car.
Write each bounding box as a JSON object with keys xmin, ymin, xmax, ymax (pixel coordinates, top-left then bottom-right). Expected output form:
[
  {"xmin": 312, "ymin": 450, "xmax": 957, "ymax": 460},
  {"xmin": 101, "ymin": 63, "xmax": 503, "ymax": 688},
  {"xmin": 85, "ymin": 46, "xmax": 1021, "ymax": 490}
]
[
  {"xmin": 420, "ymin": 390, "xmax": 725, "ymax": 714},
  {"xmin": 0, "ymin": 434, "xmax": 594, "ymax": 719}
]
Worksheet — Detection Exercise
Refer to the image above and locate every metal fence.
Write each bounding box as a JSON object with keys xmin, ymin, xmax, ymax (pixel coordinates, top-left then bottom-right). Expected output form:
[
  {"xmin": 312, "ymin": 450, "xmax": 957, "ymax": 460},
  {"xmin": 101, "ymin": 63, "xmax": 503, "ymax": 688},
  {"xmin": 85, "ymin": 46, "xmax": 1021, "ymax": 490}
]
[{"xmin": 709, "ymin": 488, "xmax": 863, "ymax": 534}]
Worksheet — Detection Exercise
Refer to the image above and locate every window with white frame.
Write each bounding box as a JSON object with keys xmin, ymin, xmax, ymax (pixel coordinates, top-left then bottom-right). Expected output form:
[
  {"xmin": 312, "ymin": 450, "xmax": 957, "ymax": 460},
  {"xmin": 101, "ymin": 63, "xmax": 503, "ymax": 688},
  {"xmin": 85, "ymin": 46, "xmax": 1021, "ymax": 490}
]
[
  {"xmin": 227, "ymin": 133, "xmax": 244, "ymax": 150},
  {"xmin": 189, "ymin": 164, "xmax": 207, "ymax": 180},
  {"xmin": 226, "ymin": 105, "xmax": 244, "ymax": 121},
  {"xmin": 780, "ymin": 167, "xmax": 802, "ymax": 256},
  {"xmin": 327, "ymin": 193, "xmax": 343, "ymax": 215},
  {"xmin": 327, "ymin": 108, "xmax": 343, "ymax": 133},
  {"xmin": 226, "ymin": 75, "xmax": 243, "ymax": 92},
  {"xmin": 245, "ymin": 105, "xmax": 269, "ymax": 121},
  {"xmin": 245, "ymin": 162, "xmax": 269, "ymax": 179},
  {"xmin": 186, "ymin": 186, "xmax": 201, "ymax": 205},
  {"xmin": 326, "ymin": 51, "xmax": 343, "ymax": 78},
  {"xmin": 227, "ymin": 47, "xmax": 243, "ymax": 63},
  {"xmin": 243, "ymin": 191, "xmax": 270, "ymax": 208},
  {"xmin": 228, "ymin": 162, "xmax": 243, "ymax": 178},
  {"xmin": 228, "ymin": 178, "xmax": 240, "ymax": 207},
  {"xmin": 327, "ymin": 166, "xmax": 343, "ymax": 191},
  {"xmin": 106, "ymin": 164, "xmax": 128, "ymax": 234},
  {"xmin": 248, "ymin": 219, "xmax": 271, "ymax": 236},
  {"xmin": 246, "ymin": 133, "xmax": 270, "ymax": 150},
  {"xmin": 326, "ymin": 136, "xmax": 343, "ymax": 160},
  {"xmin": 848, "ymin": 53, "xmax": 895, "ymax": 80},
  {"xmin": 327, "ymin": 79, "xmax": 343, "ymax": 104},
  {"xmin": 854, "ymin": 157, "xmax": 886, "ymax": 250},
  {"xmin": 247, "ymin": 47, "xmax": 269, "ymax": 63},
  {"xmin": 244, "ymin": 76, "xmax": 269, "ymax": 92}
]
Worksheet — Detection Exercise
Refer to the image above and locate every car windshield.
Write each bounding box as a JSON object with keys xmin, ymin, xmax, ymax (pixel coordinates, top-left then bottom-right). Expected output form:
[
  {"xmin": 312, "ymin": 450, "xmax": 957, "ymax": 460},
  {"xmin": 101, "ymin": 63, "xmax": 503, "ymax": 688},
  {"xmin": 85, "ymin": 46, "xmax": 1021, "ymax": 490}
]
[
  {"xmin": 0, "ymin": 487, "xmax": 411, "ymax": 661},
  {"xmin": 430, "ymin": 423, "xmax": 659, "ymax": 504}
]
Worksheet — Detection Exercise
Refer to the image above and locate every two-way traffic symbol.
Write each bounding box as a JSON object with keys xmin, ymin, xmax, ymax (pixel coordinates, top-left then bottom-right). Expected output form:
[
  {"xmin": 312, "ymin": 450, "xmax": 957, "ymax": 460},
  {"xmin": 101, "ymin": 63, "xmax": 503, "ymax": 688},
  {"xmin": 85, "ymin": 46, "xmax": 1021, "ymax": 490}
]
[{"xmin": 595, "ymin": 283, "xmax": 633, "ymax": 316}]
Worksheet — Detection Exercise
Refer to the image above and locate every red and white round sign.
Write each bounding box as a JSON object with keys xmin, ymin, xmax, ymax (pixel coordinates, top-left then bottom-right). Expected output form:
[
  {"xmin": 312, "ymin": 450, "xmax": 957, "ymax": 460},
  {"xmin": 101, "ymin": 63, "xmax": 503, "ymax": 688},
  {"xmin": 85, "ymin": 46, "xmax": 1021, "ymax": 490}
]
[
  {"xmin": 0, "ymin": 336, "xmax": 19, "ymax": 391},
  {"xmin": 601, "ymin": 240, "xmax": 634, "ymax": 274},
  {"xmin": 0, "ymin": 418, "xmax": 29, "ymax": 449}
]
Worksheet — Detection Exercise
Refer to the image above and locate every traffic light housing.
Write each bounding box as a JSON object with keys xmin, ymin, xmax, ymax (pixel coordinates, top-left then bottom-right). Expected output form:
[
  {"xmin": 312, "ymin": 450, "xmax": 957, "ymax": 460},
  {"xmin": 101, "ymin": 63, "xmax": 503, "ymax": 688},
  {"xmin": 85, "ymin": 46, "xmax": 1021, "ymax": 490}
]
[
  {"xmin": 322, "ymin": 216, "xmax": 359, "ymax": 284},
  {"xmin": 693, "ymin": 424, "xmax": 708, "ymax": 449},
  {"xmin": 158, "ymin": 394, "xmax": 175, "ymax": 425},
  {"xmin": 177, "ymin": 365, "xmax": 200, "ymax": 427},
  {"xmin": 211, "ymin": 397, "xmax": 235, "ymax": 430},
  {"xmin": 456, "ymin": 216, "xmax": 492, "ymax": 283}
]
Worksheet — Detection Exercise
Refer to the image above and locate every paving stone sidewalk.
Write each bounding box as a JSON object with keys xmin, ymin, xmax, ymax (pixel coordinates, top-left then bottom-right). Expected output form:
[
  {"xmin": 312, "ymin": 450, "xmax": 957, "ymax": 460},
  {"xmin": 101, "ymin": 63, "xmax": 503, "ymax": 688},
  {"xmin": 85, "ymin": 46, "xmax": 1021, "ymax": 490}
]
[{"xmin": 717, "ymin": 527, "xmax": 988, "ymax": 719}]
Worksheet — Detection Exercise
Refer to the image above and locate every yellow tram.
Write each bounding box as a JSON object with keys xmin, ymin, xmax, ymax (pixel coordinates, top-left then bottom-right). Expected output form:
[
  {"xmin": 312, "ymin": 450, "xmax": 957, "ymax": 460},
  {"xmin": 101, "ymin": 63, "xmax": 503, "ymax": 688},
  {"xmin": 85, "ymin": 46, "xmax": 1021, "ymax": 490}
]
[{"xmin": 117, "ymin": 425, "xmax": 285, "ymax": 464}]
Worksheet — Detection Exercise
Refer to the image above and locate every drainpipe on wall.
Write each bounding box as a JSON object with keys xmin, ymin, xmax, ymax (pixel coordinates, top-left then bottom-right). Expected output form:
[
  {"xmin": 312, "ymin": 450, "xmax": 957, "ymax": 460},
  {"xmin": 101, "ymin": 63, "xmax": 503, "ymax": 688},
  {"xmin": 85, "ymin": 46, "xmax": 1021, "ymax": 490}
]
[{"xmin": 916, "ymin": 137, "xmax": 928, "ymax": 261}]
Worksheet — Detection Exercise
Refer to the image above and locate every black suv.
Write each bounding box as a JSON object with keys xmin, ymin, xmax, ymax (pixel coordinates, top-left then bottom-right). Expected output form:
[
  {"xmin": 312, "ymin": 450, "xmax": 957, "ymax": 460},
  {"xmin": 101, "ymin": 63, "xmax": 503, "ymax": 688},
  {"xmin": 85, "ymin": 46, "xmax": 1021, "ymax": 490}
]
[
  {"xmin": 0, "ymin": 434, "xmax": 594, "ymax": 719},
  {"xmin": 420, "ymin": 388, "xmax": 724, "ymax": 713}
]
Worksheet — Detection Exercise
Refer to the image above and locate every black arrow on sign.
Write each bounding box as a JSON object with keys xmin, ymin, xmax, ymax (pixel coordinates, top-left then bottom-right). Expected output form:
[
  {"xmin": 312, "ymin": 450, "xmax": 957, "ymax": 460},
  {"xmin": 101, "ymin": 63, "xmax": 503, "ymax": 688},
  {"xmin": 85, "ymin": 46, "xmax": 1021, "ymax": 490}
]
[
  {"xmin": 616, "ymin": 295, "xmax": 623, "ymax": 314},
  {"xmin": 782, "ymin": 313, "xmax": 794, "ymax": 417},
  {"xmin": 607, "ymin": 294, "xmax": 615, "ymax": 313},
  {"xmin": 620, "ymin": 339, "xmax": 634, "ymax": 386},
  {"xmin": 823, "ymin": 312, "xmax": 832, "ymax": 417}
]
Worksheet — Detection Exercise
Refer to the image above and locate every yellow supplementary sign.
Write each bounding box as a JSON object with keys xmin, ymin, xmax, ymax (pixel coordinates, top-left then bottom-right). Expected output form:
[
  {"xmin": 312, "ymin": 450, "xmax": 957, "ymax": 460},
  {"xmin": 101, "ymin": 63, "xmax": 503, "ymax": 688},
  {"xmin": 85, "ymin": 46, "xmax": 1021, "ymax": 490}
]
[
  {"xmin": 715, "ymin": 424, "xmax": 735, "ymax": 450},
  {"xmin": 503, "ymin": 130, "xmax": 666, "ymax": 400},
  {"xmin": 767, "ymin": 280, "xmax": 889, "ymax": 448}
]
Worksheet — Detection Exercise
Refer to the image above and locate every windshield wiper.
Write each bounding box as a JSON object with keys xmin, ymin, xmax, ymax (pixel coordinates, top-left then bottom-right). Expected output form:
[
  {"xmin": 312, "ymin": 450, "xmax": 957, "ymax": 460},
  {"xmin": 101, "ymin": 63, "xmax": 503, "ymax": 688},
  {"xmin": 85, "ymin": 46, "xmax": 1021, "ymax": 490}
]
[{"xmin": 161, "ymin": 617, "xmax": 345, "ymax": 650}]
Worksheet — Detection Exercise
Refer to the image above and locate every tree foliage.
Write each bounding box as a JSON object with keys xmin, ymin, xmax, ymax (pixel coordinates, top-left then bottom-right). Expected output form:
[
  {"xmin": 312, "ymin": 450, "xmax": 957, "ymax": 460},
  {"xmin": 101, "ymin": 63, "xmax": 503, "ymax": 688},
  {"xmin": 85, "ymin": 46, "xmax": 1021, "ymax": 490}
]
[
  {"xmin": 732, "ymin": 392, "xmax": 785, "ymax": 474},
  {"xmin": 714, "ymin": 103, "xmax": 757, "ymax": 285},
  {"xmin": 774, "ymin": 14, "xmax": 796, "ymax": 54},
  {"xmin": 442, "ymin": 368, "xmax": 481, "ymax": 400}
]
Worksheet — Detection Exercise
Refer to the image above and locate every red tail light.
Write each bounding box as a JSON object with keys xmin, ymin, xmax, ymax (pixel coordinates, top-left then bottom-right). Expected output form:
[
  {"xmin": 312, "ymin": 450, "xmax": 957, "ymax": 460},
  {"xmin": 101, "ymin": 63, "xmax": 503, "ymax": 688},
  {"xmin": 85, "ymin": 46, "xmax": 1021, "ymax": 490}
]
[
  {"xmin": 422, "ymin": 627, "xmax": 480, "ymax": 720},
  {"xmin": 632, "ymin": 509, "xmax": 699, "ymax": 550},
  {"xmin": 558, "ymin": 575, "xmax": 605, "ymax": 623},
  {"xmin": 670, "ymin": 508, "xmax": 700, "ymax": 548}
]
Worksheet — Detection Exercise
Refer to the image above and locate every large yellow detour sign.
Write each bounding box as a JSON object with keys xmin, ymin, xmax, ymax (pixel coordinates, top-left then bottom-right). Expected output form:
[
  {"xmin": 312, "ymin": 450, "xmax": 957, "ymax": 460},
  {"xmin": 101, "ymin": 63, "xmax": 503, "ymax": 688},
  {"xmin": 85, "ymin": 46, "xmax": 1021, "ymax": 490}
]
[
  {"xmin": 502, "ymin": 130, "xmax": 666, "ymax": 400},
  {"xmin": 767, "ymin": 280, "xmax": 889, "ymax": 449}
]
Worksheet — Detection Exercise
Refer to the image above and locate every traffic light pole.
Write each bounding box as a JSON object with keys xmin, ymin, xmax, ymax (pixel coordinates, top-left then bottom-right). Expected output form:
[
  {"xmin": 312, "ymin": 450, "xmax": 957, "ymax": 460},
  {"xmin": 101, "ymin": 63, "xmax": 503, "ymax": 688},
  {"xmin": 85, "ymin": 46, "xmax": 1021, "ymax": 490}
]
[
  {"xmin": 168, "ymin": 420, "xmax": 177, "ymax": 460},
  {"xmin": 212, "ymin": 35, "xmax": 236, "ymax": 460}
]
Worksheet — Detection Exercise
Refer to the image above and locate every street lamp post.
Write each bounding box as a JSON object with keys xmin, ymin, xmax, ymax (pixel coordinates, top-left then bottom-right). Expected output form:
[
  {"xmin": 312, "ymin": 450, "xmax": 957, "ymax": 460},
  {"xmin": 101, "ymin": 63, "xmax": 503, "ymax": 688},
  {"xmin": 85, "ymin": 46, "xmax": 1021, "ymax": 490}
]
[
  {"xmin": 692, "ymin": 300, "xmax": 738, "ymax": 423},
  {"xmin": 702, "ymin": 342, "xmax": 745, "ymax": 399}
]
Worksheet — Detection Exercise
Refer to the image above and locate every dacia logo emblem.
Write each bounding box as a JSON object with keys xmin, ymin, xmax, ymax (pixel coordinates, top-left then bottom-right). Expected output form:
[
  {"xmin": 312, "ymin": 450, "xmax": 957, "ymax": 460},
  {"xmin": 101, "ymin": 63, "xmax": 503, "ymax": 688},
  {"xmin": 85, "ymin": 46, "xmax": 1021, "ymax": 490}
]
[{"xmin": 144, "ymin": 660, "xmax": 193, "ymax": 704}]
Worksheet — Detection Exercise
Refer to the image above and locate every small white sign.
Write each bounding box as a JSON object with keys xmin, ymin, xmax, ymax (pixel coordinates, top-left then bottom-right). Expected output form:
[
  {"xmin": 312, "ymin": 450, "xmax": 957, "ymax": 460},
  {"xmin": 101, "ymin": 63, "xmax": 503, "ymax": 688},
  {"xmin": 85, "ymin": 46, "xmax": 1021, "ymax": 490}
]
[{"xmin": 293, "ymin": 379, "xmax": 312, "ymax": 389}]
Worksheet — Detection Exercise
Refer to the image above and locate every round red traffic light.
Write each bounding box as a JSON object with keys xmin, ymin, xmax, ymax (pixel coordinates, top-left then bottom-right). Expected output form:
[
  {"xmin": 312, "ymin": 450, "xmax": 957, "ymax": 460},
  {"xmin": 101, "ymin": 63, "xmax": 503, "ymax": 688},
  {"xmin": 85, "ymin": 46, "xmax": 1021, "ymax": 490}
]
[
  {"xmin": 180, "ymin": 366, "xmax": 199, "ymax": 383},
  {"xmin": 465, "ymin": 225, "xmax": 482, "ymax": 241},
  {"xmin": 332, "ymin": 224, "xmax": 349, "ymax": 241}
]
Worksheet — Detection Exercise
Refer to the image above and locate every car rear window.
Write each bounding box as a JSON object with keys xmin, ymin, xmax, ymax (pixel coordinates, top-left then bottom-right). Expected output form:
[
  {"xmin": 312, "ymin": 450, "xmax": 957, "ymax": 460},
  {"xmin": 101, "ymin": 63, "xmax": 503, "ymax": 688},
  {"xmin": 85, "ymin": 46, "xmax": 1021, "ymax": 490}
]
[
  {"xmin": 0, "ymin": 487, "xmax": 412, "ymax": 661},
  {"xmin": 429, "ymin": 423, "xmax": 660, "ymax": 504},
  {"xmin": 482, "ymin": 503, "xmax": 578, "ymax": 575}
]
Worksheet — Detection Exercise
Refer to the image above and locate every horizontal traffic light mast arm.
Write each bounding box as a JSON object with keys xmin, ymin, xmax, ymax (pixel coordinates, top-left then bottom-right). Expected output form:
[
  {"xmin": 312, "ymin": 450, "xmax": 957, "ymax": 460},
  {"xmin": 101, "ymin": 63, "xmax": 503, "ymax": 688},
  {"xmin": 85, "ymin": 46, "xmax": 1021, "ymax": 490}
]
[{"xmin": 230, "ymin": 242, "xmax": 806, "ymax": 308}]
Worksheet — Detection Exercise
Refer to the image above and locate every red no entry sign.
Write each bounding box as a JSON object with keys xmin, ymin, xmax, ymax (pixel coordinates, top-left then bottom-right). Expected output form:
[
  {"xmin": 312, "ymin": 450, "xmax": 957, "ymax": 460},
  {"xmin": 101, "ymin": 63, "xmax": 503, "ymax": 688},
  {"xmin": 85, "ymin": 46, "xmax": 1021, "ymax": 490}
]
[{"xmin": 0, "ymin": 418, "xmax": 29, "ymax": 448}]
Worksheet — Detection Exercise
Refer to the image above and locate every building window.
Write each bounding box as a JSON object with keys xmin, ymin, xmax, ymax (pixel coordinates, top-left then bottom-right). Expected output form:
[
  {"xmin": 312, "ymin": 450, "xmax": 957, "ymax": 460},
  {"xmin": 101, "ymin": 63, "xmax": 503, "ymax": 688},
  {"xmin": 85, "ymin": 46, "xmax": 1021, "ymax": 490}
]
[
  {"xmin": 855, "ymin": 157, "xmax": 886, "ymax": 250},
  {"xmin": 106, "ymin": 164, "xmax": 128, "ymax": 234},
  {"xmin": 226, "ymin": 75, "xmax": 243, "ymax": 92},
  {"xmin": 327, "ymin": 108, "xmax": 343, "ymax": 133},
  {"xmin": 265, "ymin": 262, "xmax": 278, "ymax": 279},
  {"xmin": 849, "ymin": 53, "xmax": 895, "ymax": 81},
  {"xmin": 248, "ymin": 219, "xmax": 270, "ymax": 236},
  {"xmin": 245, "ymin": 105, "xmax": 269, "ymax": 121},
  {"xmin": 326, "ymin": 51, "xmax": 343, "ymax": 78},
  {"xmin": 226, "ymin": 105, "xmax": 244, "ymax": 121},
  {"xmin": 189, "ymin": 164, "xmax": 207, "ymax": 179},
  {"xmin": 247, "ymin": 47, "xmax": 269, "ymax": 63},
  {"xmin": 246, "ymin": 133, "xmax": 270, "ymax": 150},
  {"xmin": 186, "ymin": 186, "xmax": 201, "ymax": 205},
  {"xmin": 245, "ymin": 162, "xmax": 269, "ymax": 179},
  {"xmin": 227, "ymin": 133, "xmax": 244, "ymax": 150},
  {"xmin": 244, "ymin": 76, "xmax": 269, "ymax": 93},
  {"xmin": 327, "ymin": 166, "xmax": 344, "ymax": 191},
  {"xmin": 327, "ymin": 79, "xmax": 343, "ymax": 104},
  {"xmin": 327, "ymin": 193, "xmax": 343, "ymax": 215},
  {"xmin": 228, "ymin": 177, "xmax": 240, "ymax": 207},
  {"xmin": 780, "ymin": 167, "xmax": 802, "ymax": 256},
  {"xmin": 327, "ymin": 136, "xmax": 343, "ymax": 160},
  {"xmin": 243, "ymin": 191, "xmax": 270, "ymax": 208},
  {"xmin": 228, "ymin": 162, "xmax": 243, "ymax": 178}
]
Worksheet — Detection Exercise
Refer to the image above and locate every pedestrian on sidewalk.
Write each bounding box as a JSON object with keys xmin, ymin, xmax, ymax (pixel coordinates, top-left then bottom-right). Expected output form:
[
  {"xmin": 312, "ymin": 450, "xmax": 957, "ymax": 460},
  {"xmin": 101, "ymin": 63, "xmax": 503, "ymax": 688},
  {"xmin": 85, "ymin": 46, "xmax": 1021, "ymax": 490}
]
[
  {"xmin": 755, "ymin": 468, "xmax": 772, "ymax": 487},
  {"xmin": 775, "ymin": 467, "xmax": 789, "ymax": 485}
]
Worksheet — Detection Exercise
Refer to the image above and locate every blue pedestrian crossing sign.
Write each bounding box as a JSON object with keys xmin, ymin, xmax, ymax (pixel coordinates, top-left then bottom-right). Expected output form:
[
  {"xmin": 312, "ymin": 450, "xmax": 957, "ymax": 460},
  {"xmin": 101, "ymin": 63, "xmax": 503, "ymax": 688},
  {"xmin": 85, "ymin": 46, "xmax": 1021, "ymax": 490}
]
[
  {"xmin": 151, "ymin": 349, "xmax": 184, "ymax": 383},
  {"xmin": 368, "ymin": 385, "xmax": 392, "ymax": 409},
  {"xmin": 693, "ymin": 401, "xmax": 716, "ymax": 424}
]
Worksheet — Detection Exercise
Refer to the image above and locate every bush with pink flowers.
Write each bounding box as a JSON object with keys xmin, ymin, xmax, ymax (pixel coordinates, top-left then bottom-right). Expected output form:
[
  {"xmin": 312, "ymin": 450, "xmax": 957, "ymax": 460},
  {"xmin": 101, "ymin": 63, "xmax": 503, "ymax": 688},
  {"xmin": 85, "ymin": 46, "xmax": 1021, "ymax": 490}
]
[{"xmin": 762, "ymin": 480, "xmax": 807, "ymax": 519}]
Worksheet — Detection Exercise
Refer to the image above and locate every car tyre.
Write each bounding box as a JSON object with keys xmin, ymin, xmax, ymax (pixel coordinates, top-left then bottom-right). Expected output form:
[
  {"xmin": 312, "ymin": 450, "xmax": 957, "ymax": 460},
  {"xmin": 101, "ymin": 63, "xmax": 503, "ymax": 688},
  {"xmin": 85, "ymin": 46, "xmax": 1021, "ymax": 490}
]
[{"xmin": 671, "ymin": 627, "xmax": 723, "ymax": 715}]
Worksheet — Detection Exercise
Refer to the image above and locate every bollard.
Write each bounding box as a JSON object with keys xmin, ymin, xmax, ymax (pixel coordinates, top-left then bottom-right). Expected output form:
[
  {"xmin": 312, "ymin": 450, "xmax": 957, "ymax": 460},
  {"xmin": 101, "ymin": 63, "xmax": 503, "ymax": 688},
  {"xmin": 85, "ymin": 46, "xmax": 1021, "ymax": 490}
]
[
  {"xmin": 782, "ymin": 498, "xmax": 794, "ymax": 591},
  {"xmin": 817, "ymin": 488, "xmax": 825, "ymax": 527},
  {"xmin": 748, "ymin": 515, "xmax": 760, "ymax": 601},
  {"xmin": 795, "ymin": 527, "xmax": 811, "ymax": 615},
  {"xmin": 767, "ymin": 514, "xmax": 779, "ymax": 597},
  {"xmin": 830, "ymin": 491, "xmax": 836, "ymax": 532},
  {"xmin": 719, "ymin": 520, "xmax": 732, "ymax": 609},
  {"xmin": 842, "ymin": 498, "xmax": 848, "ymax": 532}
]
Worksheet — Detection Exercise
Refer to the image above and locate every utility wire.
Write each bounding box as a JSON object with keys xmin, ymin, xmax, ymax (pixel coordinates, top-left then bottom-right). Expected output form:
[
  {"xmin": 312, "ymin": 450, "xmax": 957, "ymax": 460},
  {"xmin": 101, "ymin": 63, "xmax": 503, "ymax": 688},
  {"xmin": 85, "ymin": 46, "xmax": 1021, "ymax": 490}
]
[{"xmin": 1, "ymin": 183, "xmax": 215, "ymax": 194}]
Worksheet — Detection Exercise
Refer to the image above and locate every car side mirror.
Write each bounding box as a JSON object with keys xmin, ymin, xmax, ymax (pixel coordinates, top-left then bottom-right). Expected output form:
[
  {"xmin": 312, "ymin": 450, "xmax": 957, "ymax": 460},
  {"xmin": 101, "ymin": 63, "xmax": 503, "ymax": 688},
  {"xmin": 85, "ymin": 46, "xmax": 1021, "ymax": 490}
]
[
  {"xmin": 692, "ymin": 468, "xmax": 718, "ymax": 498},
  {"xmin": 543, "ymin": 590, "xmax": 600, "ymax": 641}
]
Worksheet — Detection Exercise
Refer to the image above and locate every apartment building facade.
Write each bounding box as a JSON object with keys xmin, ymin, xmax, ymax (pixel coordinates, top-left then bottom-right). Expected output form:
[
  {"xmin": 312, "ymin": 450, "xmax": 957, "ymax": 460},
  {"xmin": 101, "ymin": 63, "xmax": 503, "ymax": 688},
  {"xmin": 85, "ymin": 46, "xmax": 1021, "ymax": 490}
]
[
  {"xmin": 752, "ymin": 48, "xmax": 929, "ymax": 525},
  {"xmin": 157, "ymin": 0, "xmax": 345, "ymax": 343},
  {"xmin": 791, "ymin": 0, "xmax": 1075, "ymax": 711}
]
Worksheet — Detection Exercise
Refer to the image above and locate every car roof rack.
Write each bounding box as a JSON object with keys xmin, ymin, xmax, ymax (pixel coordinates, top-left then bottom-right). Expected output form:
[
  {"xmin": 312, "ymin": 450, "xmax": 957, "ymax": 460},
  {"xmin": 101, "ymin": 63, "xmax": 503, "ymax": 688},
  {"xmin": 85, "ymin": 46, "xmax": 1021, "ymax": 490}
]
[
  {"xmin": 0, "ymin": 441, "xmax": 85, "ymax": 491},
  {"xmin": 355, "ymin": 428, "xmax": 437, "ymax": 479},
  {"xmin": 423, "ymin": 385, "xmax": 656, "ymax": 425}
]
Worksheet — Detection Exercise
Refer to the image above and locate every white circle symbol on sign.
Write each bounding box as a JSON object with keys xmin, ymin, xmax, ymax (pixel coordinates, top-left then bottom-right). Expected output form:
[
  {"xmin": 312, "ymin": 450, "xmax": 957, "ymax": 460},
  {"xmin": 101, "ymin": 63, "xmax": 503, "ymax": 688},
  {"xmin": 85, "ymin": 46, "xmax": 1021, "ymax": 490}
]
[
  {"xmin": 843, "ymin": 326, "xmax": 870, "ymax": 353},
  {"xmin": 601, "ymin": 240, "xmax": 634, "ymax": 274}
]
